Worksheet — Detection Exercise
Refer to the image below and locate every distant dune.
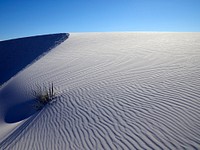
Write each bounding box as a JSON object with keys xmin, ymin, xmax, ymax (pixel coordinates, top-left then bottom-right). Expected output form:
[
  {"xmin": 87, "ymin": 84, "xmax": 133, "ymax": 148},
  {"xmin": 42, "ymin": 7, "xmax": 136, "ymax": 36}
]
[{"xmin": 0, "ymin": 32, "xmax": 200, "ymax": 150}]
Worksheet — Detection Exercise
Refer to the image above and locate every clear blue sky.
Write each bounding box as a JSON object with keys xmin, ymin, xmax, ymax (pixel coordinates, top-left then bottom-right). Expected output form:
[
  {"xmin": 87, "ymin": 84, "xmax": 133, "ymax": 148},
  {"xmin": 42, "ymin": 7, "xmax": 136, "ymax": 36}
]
[{"xmin": 0, "ymin": 0, "xmax": 200, "ymax": 40}]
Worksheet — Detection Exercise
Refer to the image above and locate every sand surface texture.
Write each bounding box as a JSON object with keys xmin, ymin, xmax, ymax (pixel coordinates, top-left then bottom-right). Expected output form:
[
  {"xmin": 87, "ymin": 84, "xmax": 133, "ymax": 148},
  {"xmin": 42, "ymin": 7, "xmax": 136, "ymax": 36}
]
[{"xmin": 0, "ymin": 32, "xmax": 200, "ymax": 150}]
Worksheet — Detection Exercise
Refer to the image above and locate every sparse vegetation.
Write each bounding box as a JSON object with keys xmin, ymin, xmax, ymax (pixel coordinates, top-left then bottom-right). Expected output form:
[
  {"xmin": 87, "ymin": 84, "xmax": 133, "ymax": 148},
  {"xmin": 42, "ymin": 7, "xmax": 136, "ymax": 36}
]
[{"xmin": 33, "ymin": 83, "xmax": 56, "ymax": 110}]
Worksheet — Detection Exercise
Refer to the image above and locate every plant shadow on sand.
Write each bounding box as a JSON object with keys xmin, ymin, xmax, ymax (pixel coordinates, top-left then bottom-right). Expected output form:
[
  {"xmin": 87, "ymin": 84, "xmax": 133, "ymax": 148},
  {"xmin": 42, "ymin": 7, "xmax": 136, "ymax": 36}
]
[
  {"xmin": 4, "ymin": 99, "xmax": 38, "ymax": 123},
  {"xmin": 4, "ymin": 83, "xmax": 57, "ymax": 123}
]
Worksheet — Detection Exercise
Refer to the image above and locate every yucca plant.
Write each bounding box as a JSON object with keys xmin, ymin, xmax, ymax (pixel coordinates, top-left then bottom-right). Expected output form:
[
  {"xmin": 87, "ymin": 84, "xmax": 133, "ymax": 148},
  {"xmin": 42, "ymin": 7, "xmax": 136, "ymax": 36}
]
[{"xmin": 33, "ymin": 83, "xmax": 56, "ymax": 110}]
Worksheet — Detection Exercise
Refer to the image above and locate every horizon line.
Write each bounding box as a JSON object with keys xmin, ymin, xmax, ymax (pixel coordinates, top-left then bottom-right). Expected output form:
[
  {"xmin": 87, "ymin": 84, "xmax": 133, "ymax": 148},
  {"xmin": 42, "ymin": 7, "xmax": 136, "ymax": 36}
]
[{"xmin": 1, "ymin": 31, "xmax": 200, "ymax": 41}]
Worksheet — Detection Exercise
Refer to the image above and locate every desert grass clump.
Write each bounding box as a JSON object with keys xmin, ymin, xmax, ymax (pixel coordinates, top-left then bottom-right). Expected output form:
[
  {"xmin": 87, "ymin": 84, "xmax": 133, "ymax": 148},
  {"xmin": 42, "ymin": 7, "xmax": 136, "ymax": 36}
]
[{"xmin": 33, "ymin": 83, "xmax": 56, "ymax": 110}]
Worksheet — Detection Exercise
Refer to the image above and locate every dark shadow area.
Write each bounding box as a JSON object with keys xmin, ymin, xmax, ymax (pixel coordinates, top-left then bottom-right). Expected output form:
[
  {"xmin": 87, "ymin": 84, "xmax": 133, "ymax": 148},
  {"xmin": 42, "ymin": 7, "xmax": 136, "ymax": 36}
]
[
  {"xmin": 4, "ymin": 99, "xmax": 38, "ymax": 123},
  {"xmin": 0, "ymin": 33, "xmax": 69, "ymax": 85}
]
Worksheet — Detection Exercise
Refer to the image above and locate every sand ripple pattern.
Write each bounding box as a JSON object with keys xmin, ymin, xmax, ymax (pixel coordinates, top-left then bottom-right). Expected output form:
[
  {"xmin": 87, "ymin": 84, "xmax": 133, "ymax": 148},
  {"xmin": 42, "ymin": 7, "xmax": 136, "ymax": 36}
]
[{"xmin": 3, "ymin": 33, "xmax": 200, "ymax": 150}]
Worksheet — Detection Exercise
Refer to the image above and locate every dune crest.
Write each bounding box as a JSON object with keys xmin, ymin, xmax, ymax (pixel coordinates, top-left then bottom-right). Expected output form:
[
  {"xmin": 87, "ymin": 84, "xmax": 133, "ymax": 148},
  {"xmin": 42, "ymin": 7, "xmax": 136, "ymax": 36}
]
[{"xmin": 0, "ymin": 33, "xmax": 69, "ymax": 85}]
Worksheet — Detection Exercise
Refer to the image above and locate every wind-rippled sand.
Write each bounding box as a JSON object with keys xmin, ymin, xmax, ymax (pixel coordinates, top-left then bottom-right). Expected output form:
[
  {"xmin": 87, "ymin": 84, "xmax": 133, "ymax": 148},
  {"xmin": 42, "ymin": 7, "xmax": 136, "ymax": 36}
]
[{"xmin": 0, "ymin": 32, "xmax": 200, "ymax": 150}]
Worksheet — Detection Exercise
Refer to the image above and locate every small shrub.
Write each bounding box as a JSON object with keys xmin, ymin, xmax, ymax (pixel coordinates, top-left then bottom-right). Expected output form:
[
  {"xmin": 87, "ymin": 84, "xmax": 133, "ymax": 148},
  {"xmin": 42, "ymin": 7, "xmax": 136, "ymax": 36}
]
[{"xmin": 33, "ymin": 83, "xmax": 56, "ymax": 110}]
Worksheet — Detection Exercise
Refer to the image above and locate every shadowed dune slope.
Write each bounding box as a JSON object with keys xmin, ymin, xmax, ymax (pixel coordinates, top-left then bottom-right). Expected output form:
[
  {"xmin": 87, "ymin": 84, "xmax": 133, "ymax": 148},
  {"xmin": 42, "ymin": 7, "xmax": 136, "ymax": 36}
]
[{"xmin": 0, "ymin": 33, "xmax": 69, "ymax": 85}]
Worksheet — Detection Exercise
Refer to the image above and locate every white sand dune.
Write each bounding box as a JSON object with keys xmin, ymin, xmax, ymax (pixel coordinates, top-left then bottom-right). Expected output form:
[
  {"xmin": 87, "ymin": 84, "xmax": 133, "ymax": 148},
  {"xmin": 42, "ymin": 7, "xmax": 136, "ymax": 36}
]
[{"xmin": 0, "ymin": 32, "xmax": 200, "ymax": 149}]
